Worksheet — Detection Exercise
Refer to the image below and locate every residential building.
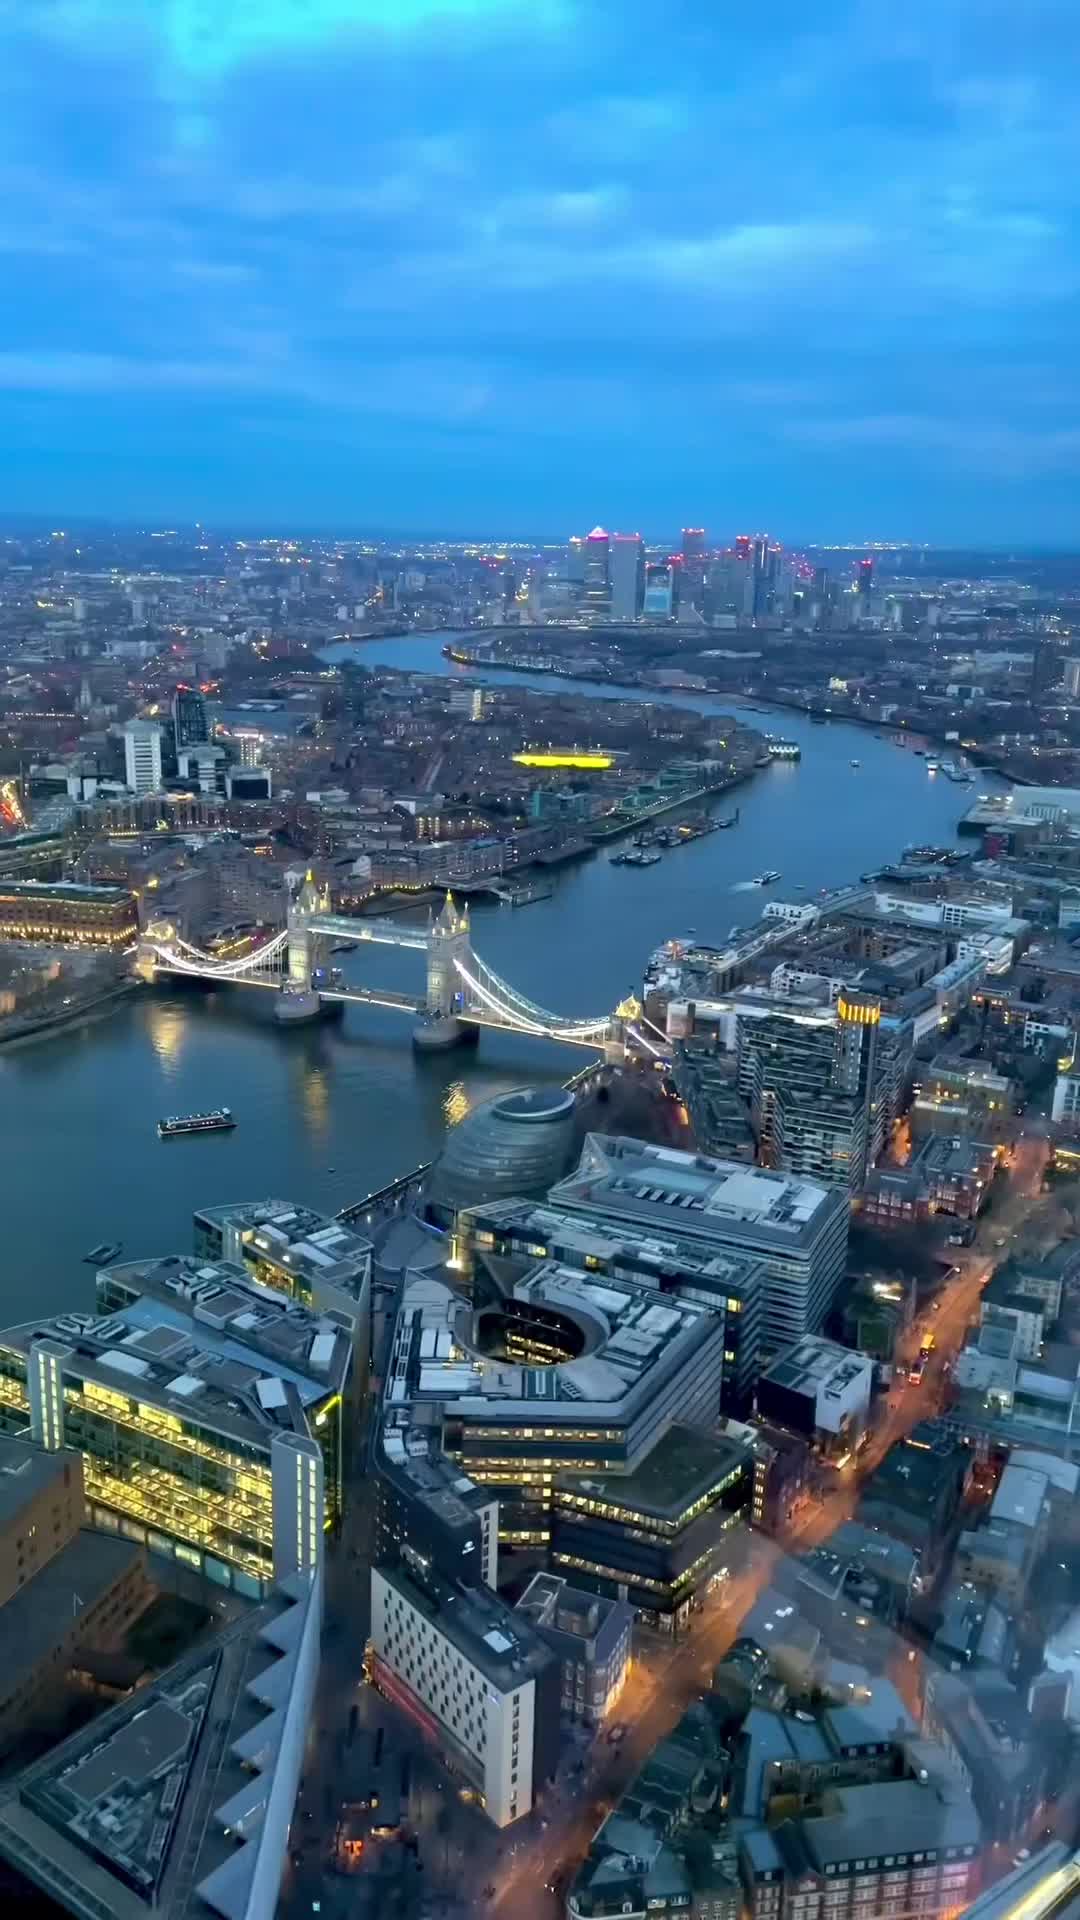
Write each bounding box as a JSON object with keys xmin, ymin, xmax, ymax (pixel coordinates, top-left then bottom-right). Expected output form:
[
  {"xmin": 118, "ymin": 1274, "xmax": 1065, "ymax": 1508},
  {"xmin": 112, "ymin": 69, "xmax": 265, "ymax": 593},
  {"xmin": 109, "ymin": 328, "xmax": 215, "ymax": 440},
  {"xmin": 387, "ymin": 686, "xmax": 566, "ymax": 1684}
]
[
  {"xmin": 368, "ymin": 1557, "xmax": 561, "ymax": 1826},
  {"xmin": 514, "ymin": 1571, "xmax": 633, "ymax": 1726},
  {"xmin": 923, "ymin": 1668, "xmax": 1051, "ymax": 1847},
  {"xmin": 122, "ymin": 719, "xmax": 162, "ymax": 795},
  {"xmin": 549, "ymin": 1424, "xmax": 752, "ymax": 1630},
  {"xmin": 738, "ymin": 1774, "xmax": 981, "ymax": 1920},
  {"xmin": 755, "ymin": 1337, "xmax": 872, "ymax": 1461},
  {"xmin": 913, "ymin": 1053, "xmax": 1015, "ymax": 1142},
  {"xmin": 0, "ymin": 879, "xmax": 137, "ymax": 948},
  {"xmin": 546, "ymin": 1135, "xmax": 849, "ymax": 1353},
  {"xmin": 0, "ymin": 1255, "xmax": 352, "ymax": 1596},
  {"xmin": 736, "ymin": 991, "xmax": 882, "ymax": 1192}
]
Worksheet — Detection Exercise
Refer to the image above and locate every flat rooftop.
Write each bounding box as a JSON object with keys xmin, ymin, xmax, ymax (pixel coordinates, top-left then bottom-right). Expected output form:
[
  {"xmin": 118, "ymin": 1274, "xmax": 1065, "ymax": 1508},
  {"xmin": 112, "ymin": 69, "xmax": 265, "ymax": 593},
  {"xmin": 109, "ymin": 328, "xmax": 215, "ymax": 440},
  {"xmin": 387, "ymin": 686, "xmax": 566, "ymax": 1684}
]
[
  {"xmin": 557, "ymin": 1424, "xmax": 749, "ymax": 1523},
  {"xmin": 462, "ymin": 1196, "xmax": 765, "ymax": 1294},
  {"xmin": 990, "ymin": 1462, "xmax": 1048, "ymax": 1531},
  {"xmin": 800, "ymin": 1777, "xmax": 979, "ymax": 1868},
  {"xmin": 195, "ymin": 1198, "xmax": 371, "ymax": 1292},
  {"xmin": 0, "ymin": 1530, "xmax": 142, "ymax": 1684},
  {"xmin": 384, "ymin": 1261, "xmax": 719, "ymax": 1430},
  {"xmin": 762, "ymin": 1335, "xmax": 869, "ymax": 1400},
  {"xmin": 550, "ymin": 1134, "xmax": 842, "ymax": 1253},
  {"xmin": 0, "ymin": 1433, "xmax": 70, "ymax": 1533},
  {"xmin": 376, "ymin": 1561, "xmax": 556, "ymax": 1695},
  {"xmin": 0, "ymin": 1255, "xmax": 352, "ymax": 1451}
]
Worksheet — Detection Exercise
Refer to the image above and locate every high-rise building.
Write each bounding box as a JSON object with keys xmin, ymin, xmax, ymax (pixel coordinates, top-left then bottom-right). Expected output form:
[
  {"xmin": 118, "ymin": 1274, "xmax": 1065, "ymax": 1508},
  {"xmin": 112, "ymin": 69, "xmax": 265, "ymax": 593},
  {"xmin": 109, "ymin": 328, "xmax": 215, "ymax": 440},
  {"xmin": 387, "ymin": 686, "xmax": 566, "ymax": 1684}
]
[
  {"xmin": 547, "ymin": 1135, "xmax": 849, "ymax": 1353},
  {"xmin": 708, "ymin": 550, "xmax": 754, "ymax": 622},
  {"xmin": 172, "ymin": 684, "xmax": 209, "ymax": 754},
  {"xmin": 1032, "ymin": 639, "xmax": 1064, "ymax": 700},
  {"xmin": 736, "ymin": 989, "xmax": 881, "ymax": 1193},
  {"xmin": 642, "ymin": 561, "xmax": 677, "ymax": 618},
  {"xmin": 751, "ymin": 533, "xmax": 771, "ymax": 616},
  {"xmin": 609, "ymin": 533, "xmax": 643, "ymax": 620},
  {"xmin": 681, "ymin": 527, "xmax": 707, "ymax": 610},
  {"xmin": 581, "ymin": 527, "xmax": 611, "ymax": 616},
  {"xmin": 122, "ymin": 719, "xmax": 162, "ymax": 795},
  {"xmin": 1064, "ymin": 656, "xmax": 1080, "ymax": 700},
  {"xmin": 857, "ymin": 556, "xmax": 875, "ymax": 599},
  {"xmin": 566, "ymin": 535, "xmax": 586, "ymax": 585}
]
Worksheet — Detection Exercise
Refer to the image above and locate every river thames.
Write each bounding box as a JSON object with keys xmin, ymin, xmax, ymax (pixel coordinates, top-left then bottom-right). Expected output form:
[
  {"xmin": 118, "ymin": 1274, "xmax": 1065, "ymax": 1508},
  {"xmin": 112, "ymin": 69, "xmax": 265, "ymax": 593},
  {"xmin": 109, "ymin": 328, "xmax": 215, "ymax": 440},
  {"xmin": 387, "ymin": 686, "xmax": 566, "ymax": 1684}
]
[{"xmin": 2, "ymin": 633, "xmax": 1006, "ymax": 1315}]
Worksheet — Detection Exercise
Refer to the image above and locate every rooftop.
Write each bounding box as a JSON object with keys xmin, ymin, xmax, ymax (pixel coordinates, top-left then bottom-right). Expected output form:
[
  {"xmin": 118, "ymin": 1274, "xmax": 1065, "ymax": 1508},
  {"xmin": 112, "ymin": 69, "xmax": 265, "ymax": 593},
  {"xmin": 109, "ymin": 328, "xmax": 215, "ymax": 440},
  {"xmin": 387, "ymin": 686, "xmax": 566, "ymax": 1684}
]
[
  {"xmin": 798, "ymin": 1776, "xmax": 980, "ymax": 1867},
  {"xmin": 0, "ymin": 1434, "xmax": 71, "ymax": 1534},
  {"xmin": 549, "ymin": 1134, "xmax": 844, "ymax": 1254},
  {"xmin": 990, "ymin": 1462, "xmax": 1048, "ymax": 1531},
  {"xmin": 194, "ymin": 1198, "xmax": 372, "ymax": 1295},
  {"xmin": 384, "ymin": 1260, "xmax": 719, "ymax": 1432},
  {"xmin": 461, "ymin": 1195, "xmax": 765, "ymax": 1296},
  {"xmin": 0, "ymin": 1568, "xmax": 320, "ymax": 1920},
  {"xmin": 376, "ymin": 1559, "xmax": 557, "ymax": 1695},
  {"xmin": 556, "ymin": 1423, "xmax": 749, "ymax": 1524},
  {"xmin": 762, "ymin": 1335, "xmax": 870, "ymax": 1401},
  {"xmin": 0, "ymin": 1255, "xmax": 352, "ymax": 1451},
  {"xmin": 0, "ymin": 1530, "xmax": 143, "ymax": 1688}
]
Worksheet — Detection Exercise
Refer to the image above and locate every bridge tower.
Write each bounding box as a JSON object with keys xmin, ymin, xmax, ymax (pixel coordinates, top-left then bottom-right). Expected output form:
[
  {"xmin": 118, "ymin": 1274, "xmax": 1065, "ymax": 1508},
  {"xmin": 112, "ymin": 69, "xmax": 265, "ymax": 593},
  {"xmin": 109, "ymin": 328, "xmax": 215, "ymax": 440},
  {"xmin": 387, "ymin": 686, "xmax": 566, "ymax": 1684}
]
[
  {"xmin": 278, "ymin": 869, "xmax": 331, "ymax": 1023},
  {"xmin": 414, "ymin": 893, "xmax": 477, "ymax": 1051},
  {"xmin": 605, "ymin": 992, "xmax": 642, "ymax": 1065}
]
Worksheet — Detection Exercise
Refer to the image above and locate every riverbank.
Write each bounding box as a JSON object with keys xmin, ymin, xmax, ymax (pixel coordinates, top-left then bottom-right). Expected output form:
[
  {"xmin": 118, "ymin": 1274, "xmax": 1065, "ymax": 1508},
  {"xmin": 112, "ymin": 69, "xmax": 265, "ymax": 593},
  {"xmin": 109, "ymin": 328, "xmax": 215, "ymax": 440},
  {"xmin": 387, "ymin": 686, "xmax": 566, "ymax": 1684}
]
[
  {"xmin": 437, "ymin": 641, "xmax": 1025, "ymax": 785},
  {"xmin": 0, "ymin": 980, "xmax": 138, "ymax": 1052}
]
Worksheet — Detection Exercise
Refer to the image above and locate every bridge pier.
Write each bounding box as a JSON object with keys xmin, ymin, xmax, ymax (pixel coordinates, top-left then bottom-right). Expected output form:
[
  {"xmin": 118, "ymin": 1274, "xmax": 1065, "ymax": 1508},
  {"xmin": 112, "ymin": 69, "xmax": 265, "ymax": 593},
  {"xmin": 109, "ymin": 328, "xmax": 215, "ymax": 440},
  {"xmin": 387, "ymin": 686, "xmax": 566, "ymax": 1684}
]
[{"xmin": 276, "ymin": 869, "xmax": 330, "ymax": 1024}]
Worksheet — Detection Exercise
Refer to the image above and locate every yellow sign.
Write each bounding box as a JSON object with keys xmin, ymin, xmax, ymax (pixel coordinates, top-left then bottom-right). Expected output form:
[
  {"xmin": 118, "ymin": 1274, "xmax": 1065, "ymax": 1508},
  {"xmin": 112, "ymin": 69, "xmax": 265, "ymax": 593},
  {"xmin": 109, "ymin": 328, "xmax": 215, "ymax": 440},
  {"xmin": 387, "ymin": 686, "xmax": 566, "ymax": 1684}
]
[{"xmin": 513, "ymin": 752, "xmax": 613, "ymax": 770}]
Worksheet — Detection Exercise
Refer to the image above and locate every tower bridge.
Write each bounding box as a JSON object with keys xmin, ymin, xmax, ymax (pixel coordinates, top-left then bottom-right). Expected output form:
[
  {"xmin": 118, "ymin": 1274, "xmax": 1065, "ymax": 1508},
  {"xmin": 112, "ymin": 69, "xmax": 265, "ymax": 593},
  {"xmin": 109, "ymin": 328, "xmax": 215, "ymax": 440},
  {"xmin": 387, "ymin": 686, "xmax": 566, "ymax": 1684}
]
[{"xmin": 136, "ymin": 874, "xmax": 655, "ymax": 1060}]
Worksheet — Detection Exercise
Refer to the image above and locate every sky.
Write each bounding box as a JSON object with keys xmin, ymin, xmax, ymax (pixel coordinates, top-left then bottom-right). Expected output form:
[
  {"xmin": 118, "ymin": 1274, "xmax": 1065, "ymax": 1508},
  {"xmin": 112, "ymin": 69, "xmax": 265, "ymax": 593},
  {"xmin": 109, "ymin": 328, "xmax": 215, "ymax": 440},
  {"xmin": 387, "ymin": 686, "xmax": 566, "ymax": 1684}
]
[{"xmin": 0, "ymin": 0, "xmax": 1078, "ymax": 542}]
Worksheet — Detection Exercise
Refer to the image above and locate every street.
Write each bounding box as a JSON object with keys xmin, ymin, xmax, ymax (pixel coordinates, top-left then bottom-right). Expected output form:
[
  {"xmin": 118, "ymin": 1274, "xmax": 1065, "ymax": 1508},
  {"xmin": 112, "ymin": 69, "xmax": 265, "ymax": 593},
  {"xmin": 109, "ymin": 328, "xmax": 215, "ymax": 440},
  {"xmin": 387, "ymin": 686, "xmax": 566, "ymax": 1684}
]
[{"xmin": 281, "ymin": 1129, "xmax": 1056, "ymax": 1920}]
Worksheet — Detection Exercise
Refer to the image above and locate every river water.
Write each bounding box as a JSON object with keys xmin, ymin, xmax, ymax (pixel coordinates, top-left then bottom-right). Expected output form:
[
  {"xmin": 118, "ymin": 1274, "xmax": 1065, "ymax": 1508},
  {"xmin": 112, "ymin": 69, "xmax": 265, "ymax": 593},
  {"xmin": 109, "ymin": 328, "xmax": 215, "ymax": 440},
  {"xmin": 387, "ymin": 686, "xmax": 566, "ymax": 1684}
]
[{"xmin": 1, "ymin": 632, "xmax": 1005, "ymax": 1314}]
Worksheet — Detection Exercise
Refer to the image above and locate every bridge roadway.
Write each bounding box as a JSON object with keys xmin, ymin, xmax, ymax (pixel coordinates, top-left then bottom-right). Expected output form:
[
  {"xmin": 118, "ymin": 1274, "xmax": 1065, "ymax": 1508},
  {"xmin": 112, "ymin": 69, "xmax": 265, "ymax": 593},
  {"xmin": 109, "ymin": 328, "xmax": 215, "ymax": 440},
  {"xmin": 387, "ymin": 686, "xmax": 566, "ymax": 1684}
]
[{"xmin": 307, "ymin": 912, "xmax": 427, "ymax": 951}]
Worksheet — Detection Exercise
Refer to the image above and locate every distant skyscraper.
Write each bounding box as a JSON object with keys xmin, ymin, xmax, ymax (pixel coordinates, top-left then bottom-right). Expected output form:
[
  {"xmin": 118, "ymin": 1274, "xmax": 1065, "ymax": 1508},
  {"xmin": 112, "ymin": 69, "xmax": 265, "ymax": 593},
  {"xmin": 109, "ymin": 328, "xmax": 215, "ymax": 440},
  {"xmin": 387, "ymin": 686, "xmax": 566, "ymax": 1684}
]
[
  {"xmin": 643, "ymin": 562, "xmax": 677, "ymax": 618},
  {"xmin": 1032, "ymin": 639, "xmax": 1064, "ymax": 700},
  {"xmin": 172, "ymin": 684, "xmax": 209, "ymax": 755},
  {"xmin": 1064, "ymin": 656, "xmax": 1080, "ymax": 700},
  {"xmin": 857, "ymin": 557, "xmax": 874, "ymax": 599},
  {"xmin": 122, "ymin": 720, "xmax": 162, "ymax": 795},
  {"xmin": 566, "ymin": 536, "xmax": 586, "ymax": 585},
  {"xmin": 609, "ymin": 533, "xmax": 644, "ymax": 620},
  {"xmin": 708, "ymin": 550, "xmax": 754, "ymax": 622},
  {"xmin": 681, "ymin": 528, "xmax": 707, "ymax": 609},
  {"xmin": 751, "ymin": 534, "xmax": 771, "ymax": 616},
  {"xmin": 582, "ymin": 527, "xmax": 611, "ymax": 616}
]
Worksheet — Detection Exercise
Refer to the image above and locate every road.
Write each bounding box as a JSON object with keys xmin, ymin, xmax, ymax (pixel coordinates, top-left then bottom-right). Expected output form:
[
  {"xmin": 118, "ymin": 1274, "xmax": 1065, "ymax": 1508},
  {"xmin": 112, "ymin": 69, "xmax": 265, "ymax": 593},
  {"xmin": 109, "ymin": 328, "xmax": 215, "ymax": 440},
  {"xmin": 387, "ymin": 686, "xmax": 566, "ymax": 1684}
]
[
  {"xmin": 488, "ymin": 1133, "xmax": 1054, "ymax": 1920},
  {"xmin": 282, "ymin": 1128, "xmax": 1055, "ymax": 1920}
]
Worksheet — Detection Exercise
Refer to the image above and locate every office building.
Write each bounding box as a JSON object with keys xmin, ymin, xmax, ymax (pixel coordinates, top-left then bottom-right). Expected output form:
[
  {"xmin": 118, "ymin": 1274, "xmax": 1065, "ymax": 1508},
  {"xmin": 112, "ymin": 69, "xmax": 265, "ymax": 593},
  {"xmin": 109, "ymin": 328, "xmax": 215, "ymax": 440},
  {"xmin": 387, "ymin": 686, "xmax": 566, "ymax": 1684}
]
[
  {"xmin": 756, "ymin": 1336, "xmax": 872, "ymax": 1459},
  {"xmin": 0, "ymin": 879, "xmax": 137, "ymax": 948},
  {"xmin": 369, "ymin": 1557, "xmax": 561, "ymax": 1826},
  {"xmin": 514, "ymin": 1572, "xmax": 632, "ymax": 1726},
  {"xmin": 122, "ymin": 720, "xmax": 162, "ymax": 795},
  {"xmin": 642, "ymin": 561, "xmax": 676, "ymax": 618},
  {"xmin": 384, "ymin": 1256, "xmax": 728, "ymax": 1545},
  {"xmin": 456, "ymin": 1194, "xmax": 765, "ymax": 1413},
  {"xmin": 0, "ymin": 1562, "xmax": 323, "ymax": 1920},
  {"xmin": 225, "ymin": 765, "xmax": 272, "ymax": 801},
  {"xmin": 376, "ymin": 1398, "xmax": 499, "ymax": 1589},
  {"xmin": 566, "ymin": 534, "xmax": 586, "ymax": 585},
  {"xmin": 608, "ymin": 532, "xmax": 643, "ymax": 620},
  {"xmin": 192, "ymin": 1197, "xmax": 372, "ymax": 1322},
  {"xmin": 857, "ymin": 555, "xmax": 874, "ymax": 599},
  {"xmin": 548, "ymin": 1135, "xmax": 849, "ymax": 1353},
  {"xmin": 171, "ymin": 685, "xmax": 208, "ymax": 754},
  {"xmin": 0, "ymin": 1254, "xmax": 352, "ymax": 1596},
  {"xmin": 550, "ymin": 1423, "xmax": 752, "ymax": 1629},
  {"xmin": 582, "ymin": 527, "xmax": 611, "ymax": 617}
]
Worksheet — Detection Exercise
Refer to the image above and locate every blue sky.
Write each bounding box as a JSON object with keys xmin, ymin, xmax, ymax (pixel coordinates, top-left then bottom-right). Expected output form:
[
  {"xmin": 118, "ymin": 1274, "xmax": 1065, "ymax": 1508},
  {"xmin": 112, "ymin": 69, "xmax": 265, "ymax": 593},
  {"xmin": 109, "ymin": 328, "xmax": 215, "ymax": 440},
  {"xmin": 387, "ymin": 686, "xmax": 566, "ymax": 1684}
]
[{"xmin": 0, "ymin": 0, "xmax": 1077, "ymax": 541}]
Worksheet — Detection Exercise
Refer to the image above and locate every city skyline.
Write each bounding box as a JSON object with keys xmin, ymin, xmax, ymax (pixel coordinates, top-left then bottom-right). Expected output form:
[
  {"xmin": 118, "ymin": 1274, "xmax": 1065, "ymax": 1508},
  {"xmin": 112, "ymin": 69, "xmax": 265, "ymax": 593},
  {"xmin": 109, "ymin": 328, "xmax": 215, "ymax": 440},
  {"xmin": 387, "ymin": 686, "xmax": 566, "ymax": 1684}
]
[{"xmin": 1, "ymin": 2, "xmax": 1077, "ymax": 539}]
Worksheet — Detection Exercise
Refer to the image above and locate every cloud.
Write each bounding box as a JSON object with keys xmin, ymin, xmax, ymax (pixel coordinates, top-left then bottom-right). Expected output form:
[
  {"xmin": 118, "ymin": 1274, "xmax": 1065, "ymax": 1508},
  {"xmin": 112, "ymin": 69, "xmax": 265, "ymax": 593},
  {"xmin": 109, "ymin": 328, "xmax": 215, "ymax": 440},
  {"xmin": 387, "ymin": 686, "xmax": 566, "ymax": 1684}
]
[{"xmin": 1, "ymin": 0, "xmax": 1079, "ymax": 535}]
